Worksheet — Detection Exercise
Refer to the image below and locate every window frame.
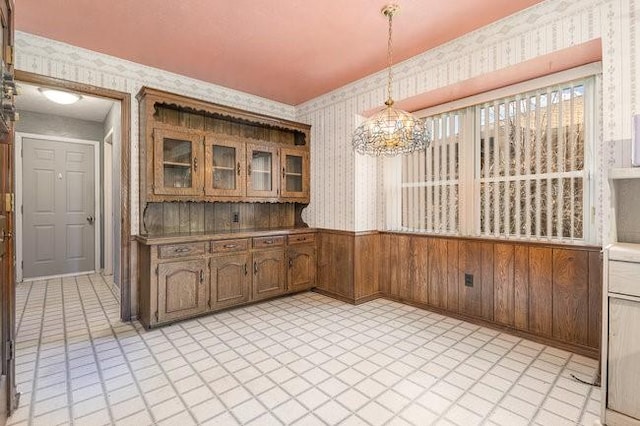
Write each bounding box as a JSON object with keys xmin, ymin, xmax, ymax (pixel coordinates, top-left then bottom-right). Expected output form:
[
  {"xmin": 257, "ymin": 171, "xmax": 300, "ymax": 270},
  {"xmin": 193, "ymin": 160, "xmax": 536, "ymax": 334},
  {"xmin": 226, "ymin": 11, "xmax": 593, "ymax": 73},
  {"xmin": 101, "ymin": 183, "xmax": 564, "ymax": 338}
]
[{"xmin": 386, "ymin": 63, "xmax": 602, "ymax": 245}]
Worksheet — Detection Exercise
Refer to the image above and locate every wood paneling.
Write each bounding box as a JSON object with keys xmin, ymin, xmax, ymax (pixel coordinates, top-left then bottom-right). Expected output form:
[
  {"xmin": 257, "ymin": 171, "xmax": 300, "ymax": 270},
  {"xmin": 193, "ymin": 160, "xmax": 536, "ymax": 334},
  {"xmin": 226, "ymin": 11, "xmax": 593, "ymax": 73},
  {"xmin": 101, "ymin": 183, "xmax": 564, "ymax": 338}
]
[
  {"xmin": 494, "ymin": 244, "xmax": 515, "ymax": 326},
  {"xmin": 372, "ymin": 233, "xmax": 602, "ymax": 357},
  {"xmin": 354, "ymin": 233, "xmax": 379, "ymax": 300},
  {"xmin": 528, "ymin": 247, "xmax": 553, "ymax": 337},
  {"xmin": 514, "ymin": 245, "xmax": 529, "ymax": 331},
  {"xmin": 316, "ymin": 231, "xmax": 354, "ymax": 299},
  {"xmin": 411, "ymin": 237, "xmax": 429, "ymax": 305},
  {"xmin": 459, "ymin": 241, "xmax": 483, "ymax": 317},
  {"xmin": 427, "ymin": 238, "xmax": 448, "ymax": 308},
  {"xmin": 552, "ymin": 249, "xmax": 589, "ymax": 345},
  {"xmin": 143, "ymin": 202, "xmax": 296, "ymax": 235},
  {"xmin": 447, "ymin": 240, "xmax": 460, "ymax": 312}
]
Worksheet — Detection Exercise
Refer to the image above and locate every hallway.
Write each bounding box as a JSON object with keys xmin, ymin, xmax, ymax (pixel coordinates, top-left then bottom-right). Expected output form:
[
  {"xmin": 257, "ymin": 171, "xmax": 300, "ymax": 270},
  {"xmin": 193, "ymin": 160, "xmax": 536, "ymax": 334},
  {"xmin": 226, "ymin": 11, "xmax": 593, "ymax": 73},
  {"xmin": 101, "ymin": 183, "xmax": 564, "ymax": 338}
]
[{"xmin": 8, "ymin": 275, "xmax": 601, "ymax": 425}]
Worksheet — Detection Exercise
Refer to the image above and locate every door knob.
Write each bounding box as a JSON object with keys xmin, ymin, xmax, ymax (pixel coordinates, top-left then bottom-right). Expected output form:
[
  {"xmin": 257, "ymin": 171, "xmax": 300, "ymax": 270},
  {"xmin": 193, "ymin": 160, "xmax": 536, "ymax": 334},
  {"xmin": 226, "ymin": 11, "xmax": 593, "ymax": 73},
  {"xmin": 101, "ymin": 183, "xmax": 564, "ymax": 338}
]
[{"xmin": 87, "ymin": 216, "xmax": 94, "ymax": 224}]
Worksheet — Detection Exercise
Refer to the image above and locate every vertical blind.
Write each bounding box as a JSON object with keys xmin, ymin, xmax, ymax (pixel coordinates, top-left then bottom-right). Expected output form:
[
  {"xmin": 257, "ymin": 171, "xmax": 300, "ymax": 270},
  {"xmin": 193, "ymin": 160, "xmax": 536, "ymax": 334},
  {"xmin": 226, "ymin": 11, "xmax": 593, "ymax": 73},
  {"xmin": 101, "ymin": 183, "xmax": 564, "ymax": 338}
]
[{"xmin": 396, "ymin": 77, "xmax": 591, "ymax": 243}]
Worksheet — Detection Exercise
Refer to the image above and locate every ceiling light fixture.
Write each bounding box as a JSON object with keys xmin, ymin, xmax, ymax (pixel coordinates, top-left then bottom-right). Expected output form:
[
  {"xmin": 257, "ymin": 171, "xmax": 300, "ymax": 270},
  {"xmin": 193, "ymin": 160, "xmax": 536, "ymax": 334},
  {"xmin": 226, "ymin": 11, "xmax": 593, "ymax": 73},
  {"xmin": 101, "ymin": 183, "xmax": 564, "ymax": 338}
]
[
  {"xmin": 352, "ymin": 4, "xmax": 431, "ymax": 156},
  {"xmin": 38, "ymin": 88, "xmax": 82, "ymax": 105}
]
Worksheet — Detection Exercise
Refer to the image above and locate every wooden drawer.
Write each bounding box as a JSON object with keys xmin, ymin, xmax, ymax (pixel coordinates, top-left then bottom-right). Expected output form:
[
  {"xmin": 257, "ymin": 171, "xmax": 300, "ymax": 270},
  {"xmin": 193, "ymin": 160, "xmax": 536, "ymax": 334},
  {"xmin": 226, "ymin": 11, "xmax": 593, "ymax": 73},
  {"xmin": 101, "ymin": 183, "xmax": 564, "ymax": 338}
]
[
  {"xmin": 609, "ymin": 260, "xmax": 640, "ymax": 297},
  {"xmin": 288, "ymin": 233, "xmax": 315, "ymax": 245},
  {"xmin": 253, "ymin": 236, "xmax": 285, "ymax": 249},
  {"xmin": 212, "ymin": 238, "xmax": 249, "ymax": 254},
  {"xmin": 158, "ymin": 242, "xmax": 208, "ymax": 259}
]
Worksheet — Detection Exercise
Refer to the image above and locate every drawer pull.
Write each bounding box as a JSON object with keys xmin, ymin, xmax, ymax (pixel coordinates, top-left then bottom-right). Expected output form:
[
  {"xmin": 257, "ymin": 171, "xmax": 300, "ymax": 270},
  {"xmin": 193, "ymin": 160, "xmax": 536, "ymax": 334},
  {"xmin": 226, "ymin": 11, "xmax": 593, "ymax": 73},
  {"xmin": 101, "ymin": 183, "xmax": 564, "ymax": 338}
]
[
  {"xmin": 223, "ymin": 244, "xmax": 237, "ymax": 249},
  {"xmin": 297, "ymin": 237, "xmax": 306, "ymax": 241},
  {"xmin": 174, "ymin": 247, "xmax": 190, "ymax": 253},
  {"xmin": 264, "ymin": 239, "xmax": 274, "ymax": 245}
]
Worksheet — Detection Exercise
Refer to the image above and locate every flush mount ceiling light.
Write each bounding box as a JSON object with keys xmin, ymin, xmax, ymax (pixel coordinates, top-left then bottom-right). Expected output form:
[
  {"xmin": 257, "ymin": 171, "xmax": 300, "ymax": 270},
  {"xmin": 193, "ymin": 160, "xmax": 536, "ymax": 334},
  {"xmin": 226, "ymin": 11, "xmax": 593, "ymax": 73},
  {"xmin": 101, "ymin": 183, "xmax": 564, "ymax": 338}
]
[
  {"xmin": 352, "ymin": 4, "xmax": 431, "ymax": 156},
  {"xmin": 38, "ymin": 88, "xmax": 82, "ymax": 105}
]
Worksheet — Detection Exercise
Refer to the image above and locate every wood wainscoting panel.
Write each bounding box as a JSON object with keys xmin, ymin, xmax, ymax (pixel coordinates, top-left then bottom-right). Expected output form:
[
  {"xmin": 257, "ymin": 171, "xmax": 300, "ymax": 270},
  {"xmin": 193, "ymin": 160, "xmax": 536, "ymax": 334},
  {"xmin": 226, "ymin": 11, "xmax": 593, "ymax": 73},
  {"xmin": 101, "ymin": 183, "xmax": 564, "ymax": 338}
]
[
  {"xmin": 354, "ymin": 233, "xmax": 380, "ymax": 300},
  {"xmin": 588, "ymin": 250, "xmax": 602, "ymax": 349},
  {"xmin": 411, "ymin": 237, "xmax": 429, "ymax": 305},
  {"xmin": 458, "ymin": 241, "xmax": 494, "ymax": 320},
  {"xmin": 427, "ymin": 238, "xmax": 448, "ymax": 309},
  {"xmin": 494, "ymin": 243, "xmax": 515, "ymax": 327},
  {"xmin": 459, "ymin": 241, "xmax": 483, "ymax": 317},
  {"xmin": 447, "ymin": 239, "xmax": 460, "ymax": 313},
  {"xmin": 397, "ymin": 235, "xmax": 412, "ymax": 300},
  {"xmin": 552, "ymin": 249, "xmax": 589, "ymax": 346},
  {"xmin": 528, "ymin": 247, "xmax": 553, "ymax": 337},
  {"xmin": 513, "ymin": 245, "xmax": 530, "ymax": 331},
  {"xmin": 378, "ymin": 233, "xmax": 391, "ymax": 296},
  {"xmin": 316, "ymin": 231, "xmax": 354, "ymax": 300}
]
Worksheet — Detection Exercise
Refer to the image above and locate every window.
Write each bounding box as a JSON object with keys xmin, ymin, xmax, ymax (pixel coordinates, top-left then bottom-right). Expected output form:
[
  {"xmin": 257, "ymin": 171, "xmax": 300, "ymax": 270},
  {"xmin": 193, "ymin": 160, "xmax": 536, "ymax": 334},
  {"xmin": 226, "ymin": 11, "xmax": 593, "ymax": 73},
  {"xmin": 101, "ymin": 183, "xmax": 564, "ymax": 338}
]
[{"xmin": 391, "ymin": 68, "xmax": 597, "ymax": 244}]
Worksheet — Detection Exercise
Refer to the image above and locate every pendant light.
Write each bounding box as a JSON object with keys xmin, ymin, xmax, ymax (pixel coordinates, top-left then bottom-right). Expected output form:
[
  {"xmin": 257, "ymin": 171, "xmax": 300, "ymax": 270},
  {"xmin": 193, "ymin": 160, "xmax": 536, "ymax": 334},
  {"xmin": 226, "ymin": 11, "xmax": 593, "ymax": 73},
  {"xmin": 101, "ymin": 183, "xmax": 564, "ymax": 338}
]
[{"xmin": 352, "ymin": 4, "xmax": 431, "ymax": 156}]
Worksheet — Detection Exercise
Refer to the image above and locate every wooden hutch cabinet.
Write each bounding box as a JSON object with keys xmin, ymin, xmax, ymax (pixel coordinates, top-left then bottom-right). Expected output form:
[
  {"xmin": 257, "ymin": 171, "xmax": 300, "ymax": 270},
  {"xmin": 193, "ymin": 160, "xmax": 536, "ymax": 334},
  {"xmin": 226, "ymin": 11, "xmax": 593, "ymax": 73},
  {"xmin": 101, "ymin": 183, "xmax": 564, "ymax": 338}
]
[
  {"xmin": 138, "ymin": 87, "xmax": 311, "ymax": 205},
  {"xmin": 136, "ymin": 87, "xmax": 316, "ymax": 328}
]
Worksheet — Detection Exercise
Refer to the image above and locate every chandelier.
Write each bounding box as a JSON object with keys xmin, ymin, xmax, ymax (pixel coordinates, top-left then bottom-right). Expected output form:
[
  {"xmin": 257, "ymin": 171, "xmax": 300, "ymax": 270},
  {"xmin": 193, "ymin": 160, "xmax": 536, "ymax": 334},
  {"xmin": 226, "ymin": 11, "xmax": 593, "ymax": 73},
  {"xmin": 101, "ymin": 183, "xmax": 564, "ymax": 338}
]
[{"xmin": 352, "ymin": 4, "xmax": 431, "ymax": 156}]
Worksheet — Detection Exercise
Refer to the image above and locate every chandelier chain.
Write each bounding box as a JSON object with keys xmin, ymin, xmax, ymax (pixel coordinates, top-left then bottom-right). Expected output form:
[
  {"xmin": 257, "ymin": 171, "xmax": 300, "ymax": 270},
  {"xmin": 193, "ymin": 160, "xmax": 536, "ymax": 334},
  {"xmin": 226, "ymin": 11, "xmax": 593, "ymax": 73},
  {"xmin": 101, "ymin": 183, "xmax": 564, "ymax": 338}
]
[{"xmin": 386, "ymin": 10, "xmax": 394, "ymax": 105}]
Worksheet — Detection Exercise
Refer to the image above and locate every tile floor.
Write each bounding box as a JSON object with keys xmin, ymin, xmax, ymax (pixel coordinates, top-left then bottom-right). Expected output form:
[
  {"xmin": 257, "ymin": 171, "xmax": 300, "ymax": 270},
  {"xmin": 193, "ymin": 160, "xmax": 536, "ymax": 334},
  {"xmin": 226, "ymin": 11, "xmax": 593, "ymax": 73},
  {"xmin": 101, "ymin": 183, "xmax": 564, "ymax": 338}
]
[{"xmin": 8, "ymin": 273, "xmax": 601, "ymax": 425}]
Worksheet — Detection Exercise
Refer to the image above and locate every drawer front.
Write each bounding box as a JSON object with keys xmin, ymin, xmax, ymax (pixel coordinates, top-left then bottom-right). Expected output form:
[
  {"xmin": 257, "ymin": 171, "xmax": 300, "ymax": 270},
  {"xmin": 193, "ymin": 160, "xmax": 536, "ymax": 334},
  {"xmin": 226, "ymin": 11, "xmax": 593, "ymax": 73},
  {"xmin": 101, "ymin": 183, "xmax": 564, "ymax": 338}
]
[
  {"xmin": 609, "ymin": 260, "xmax": 640, "ymax": 297},
  {"xmin": 158, "ymin": 242, "xmax": 207, "ymax": 259},
  {"xmin": 288, "ymin": 233, "xmax": 316, "ymax": 245},
  {"xmin": 212, "ymin": 238, "xmax": 249, "ymax": 254},
  {"xmin": 253, "ymin": 236, "xmax": 285, "ymax": 249}
]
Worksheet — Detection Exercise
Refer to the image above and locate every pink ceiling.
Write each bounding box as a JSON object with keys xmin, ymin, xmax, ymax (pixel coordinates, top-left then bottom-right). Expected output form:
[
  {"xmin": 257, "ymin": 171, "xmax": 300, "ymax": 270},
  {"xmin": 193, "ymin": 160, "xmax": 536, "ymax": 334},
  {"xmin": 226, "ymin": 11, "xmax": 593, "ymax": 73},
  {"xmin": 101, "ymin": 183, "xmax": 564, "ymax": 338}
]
[{"xmin": 16, "ymin": 0, "xmax": 544, "ymax": 105}]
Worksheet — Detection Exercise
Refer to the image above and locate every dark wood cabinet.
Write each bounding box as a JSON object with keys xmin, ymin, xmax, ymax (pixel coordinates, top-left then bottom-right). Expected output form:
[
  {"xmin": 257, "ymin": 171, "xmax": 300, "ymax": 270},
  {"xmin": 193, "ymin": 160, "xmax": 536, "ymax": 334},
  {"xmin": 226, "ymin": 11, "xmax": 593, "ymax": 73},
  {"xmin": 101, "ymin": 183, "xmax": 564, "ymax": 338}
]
[
  {"xmin": 138, "ymin": 87, "xmax": 311, "ymax": 208},
  {"xmin": 280, "ymin": 147, "xmax": 309, "ymax": 199},
  {"xmin": 137, "ymin": 230, "xmax": 317, "ymax": 328},
  {"xmin": 211, "ymin": 253, "xmax": 251, "ymax": 309},
  {"xmin": 246, "ymin": 143, "xmax": 279, "ymax": 198},
  {"xmin": 204, "ymin": 136, "xmax": 246, "ymax": 197},
  {"xmin": 252, "ymin": 249, "xmax": 286, "ymax": 300},
  {"xmin": 287, "ymin": 245, "xmax": 316, "ymax": 292},
  {"xmin": 157, "ymin": 259, "xmax": 208, "ymax": 323},
  {"xmin": 152, "ymin": 128, "xmax": 203, "ymax": 197}
]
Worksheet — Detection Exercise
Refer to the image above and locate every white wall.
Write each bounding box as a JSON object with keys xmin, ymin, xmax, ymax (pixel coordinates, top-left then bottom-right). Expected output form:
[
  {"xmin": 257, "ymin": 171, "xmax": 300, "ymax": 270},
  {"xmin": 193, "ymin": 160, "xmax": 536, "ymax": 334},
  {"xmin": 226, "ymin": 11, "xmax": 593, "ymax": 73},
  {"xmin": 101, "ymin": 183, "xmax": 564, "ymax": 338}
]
[
  {"xmin": 14, "ymin": 31, "xmax": 296, "ymax": 236},
  {"xmin": 296, "ymin": 0, "xmax": 640, "ymax": 245}
]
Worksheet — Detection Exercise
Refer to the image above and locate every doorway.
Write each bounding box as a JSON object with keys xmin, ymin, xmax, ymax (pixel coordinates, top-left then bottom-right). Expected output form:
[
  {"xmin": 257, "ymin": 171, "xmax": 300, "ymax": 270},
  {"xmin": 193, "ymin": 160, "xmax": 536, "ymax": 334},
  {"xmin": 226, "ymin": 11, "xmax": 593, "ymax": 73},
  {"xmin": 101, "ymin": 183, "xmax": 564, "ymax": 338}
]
[
  {"xmin": 18, "ymin": 134, "xmax": 99, "ymax": 279},
  {"xmin": 10, "ymin": 74, "xmax": 132, "ymax": 321}
]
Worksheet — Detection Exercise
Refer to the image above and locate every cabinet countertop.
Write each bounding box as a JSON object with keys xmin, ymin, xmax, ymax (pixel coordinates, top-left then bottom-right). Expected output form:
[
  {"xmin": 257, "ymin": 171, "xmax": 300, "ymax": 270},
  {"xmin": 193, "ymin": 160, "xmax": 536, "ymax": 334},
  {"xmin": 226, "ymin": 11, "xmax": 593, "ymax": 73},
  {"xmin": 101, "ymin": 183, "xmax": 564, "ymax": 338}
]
[{"xmin": 136, "ymin": 227, "xmax": 316, "ymax": 245}]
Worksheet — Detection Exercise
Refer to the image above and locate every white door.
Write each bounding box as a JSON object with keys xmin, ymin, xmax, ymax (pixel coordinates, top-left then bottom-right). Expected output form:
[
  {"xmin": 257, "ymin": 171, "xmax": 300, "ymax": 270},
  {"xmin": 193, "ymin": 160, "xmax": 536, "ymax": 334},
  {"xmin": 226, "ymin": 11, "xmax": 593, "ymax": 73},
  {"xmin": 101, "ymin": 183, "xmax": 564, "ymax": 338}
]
[{"xmin": 22, "ymin": 137, "xmax": 96, "ymax": 278}]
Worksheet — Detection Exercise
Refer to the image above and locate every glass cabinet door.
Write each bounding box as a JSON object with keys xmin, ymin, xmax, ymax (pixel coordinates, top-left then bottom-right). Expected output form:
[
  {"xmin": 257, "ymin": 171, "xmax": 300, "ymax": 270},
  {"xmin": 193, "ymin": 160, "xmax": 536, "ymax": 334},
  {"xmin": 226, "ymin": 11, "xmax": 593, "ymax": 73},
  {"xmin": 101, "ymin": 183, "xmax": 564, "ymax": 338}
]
[
  {"xmin": 204, "ymin": 136, "xmax": 246, "ymax": 197},
  {"xmin": 153, "ymin": 128, "xmax": 203, "ymax": 196},
  {"xmin": 246, "ymin": 144, "xmax": 279, "ymax": 198},
  {"xmin": 280, "ymin": 147, "xmax": 309, "ymax": 199}
]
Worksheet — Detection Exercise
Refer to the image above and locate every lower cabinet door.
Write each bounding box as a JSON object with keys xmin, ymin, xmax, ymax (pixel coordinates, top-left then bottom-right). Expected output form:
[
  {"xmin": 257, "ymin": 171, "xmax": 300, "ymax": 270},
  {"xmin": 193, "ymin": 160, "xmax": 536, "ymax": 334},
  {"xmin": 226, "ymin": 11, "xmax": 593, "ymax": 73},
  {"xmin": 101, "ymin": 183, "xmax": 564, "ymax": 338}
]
[
  {"xmin": 211, "ymin": 253, "xmax": 251, "ymax": 309},
  {"xmin": 608, "ymin": 297, "xmax": 640, "ymax": 420},
  {"xmin": 287, "ymin": 245, "xmax": 316, "ymax": 292},
  {"xmin": 157, "ymin": 259, "xmax": 208, "ymax": 323},
  {"xmin": 253, "ymin": 249, "xmax": 285, "ymax": 300}
]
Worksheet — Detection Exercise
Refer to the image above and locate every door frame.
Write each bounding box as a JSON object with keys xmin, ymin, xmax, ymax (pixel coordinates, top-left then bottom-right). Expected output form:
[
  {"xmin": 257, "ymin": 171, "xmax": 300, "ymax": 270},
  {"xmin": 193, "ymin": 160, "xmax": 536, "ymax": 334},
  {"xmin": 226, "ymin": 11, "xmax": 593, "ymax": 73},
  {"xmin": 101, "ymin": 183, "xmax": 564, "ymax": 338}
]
[
  {"xmin": 15, "ymin": 133, "xmax": 101, "ymax": 281},
  {"xmin": 15, "ymin": 70, "xmax": 132, "ymax": 321},
  {"xmin": 103, "ymin": 130, "xmax": 113, "ymax": 276}
]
